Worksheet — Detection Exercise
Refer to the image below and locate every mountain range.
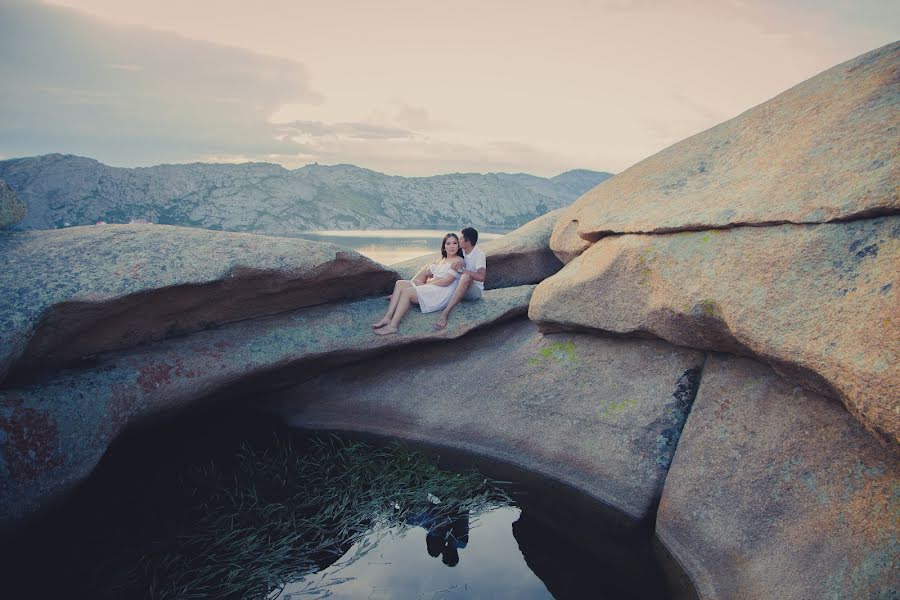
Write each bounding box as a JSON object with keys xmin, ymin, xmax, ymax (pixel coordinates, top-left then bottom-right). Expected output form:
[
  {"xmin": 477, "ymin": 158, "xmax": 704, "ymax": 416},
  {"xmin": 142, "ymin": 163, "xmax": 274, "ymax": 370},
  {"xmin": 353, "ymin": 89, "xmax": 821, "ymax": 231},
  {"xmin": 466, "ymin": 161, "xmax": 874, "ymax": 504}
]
[{"xmin": 0, "ymin": 154, "xmax": 612, "ymax": 234}]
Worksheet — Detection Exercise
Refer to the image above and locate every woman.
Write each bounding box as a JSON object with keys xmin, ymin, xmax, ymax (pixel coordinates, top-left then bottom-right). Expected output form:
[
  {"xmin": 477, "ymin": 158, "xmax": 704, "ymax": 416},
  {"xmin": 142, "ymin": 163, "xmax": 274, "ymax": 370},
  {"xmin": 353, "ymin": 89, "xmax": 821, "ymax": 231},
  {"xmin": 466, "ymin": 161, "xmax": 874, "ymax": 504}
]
[{"xmin": 372, "ymin": 233, "xmax": 465, "ymax": 335}]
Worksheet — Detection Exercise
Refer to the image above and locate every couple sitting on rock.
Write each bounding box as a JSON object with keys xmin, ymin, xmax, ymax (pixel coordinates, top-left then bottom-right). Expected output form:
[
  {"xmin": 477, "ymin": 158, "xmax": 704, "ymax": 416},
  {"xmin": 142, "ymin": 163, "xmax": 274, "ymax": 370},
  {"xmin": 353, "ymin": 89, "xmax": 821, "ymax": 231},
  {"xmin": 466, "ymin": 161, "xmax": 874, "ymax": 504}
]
[{"xmin": 372, "ymin": 227, "xmax": 486, "ymax": 335}]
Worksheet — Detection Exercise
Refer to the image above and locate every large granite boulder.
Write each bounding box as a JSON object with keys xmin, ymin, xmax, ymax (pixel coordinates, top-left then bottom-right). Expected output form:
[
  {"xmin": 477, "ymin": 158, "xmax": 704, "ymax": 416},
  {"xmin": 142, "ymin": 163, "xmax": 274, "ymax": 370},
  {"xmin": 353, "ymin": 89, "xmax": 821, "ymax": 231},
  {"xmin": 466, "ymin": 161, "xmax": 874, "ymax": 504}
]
[
  {"xmin": 531, "ymin": 217, "xmax": 899, "ymax": 446},
  {"xmin": 393, "ymin": 208, "xmax": 565, "ymax": 288},
  {"xmin": 551, "ymin": 42, "xmax": 900, "ymax": 262},
  {"xmin": 657, "ymin": 354, "xmax": 899, "ymax": 599},
  {"xmin": 0, "ymin": 179, "xmax": 26, "ymax": 229},
  {"xmin": 0, "ymin": 286, "xmax": 532, "ymax": 526},
  {"xmin": 0, "ymin": 224, "xmax": 398, "ymax": 384},
  {"xmin": 269, "ymin": 319, "xmax": 705, "ymax": 523}
]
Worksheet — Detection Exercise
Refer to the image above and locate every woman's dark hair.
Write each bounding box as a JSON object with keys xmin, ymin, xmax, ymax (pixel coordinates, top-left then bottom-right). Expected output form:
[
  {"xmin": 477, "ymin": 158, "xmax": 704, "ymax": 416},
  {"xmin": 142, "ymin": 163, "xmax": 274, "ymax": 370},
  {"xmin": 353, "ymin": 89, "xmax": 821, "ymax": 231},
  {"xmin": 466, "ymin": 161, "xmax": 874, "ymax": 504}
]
[{"xmin": 441, "ymin": 233, "xmax": 464, "ymax": 258}]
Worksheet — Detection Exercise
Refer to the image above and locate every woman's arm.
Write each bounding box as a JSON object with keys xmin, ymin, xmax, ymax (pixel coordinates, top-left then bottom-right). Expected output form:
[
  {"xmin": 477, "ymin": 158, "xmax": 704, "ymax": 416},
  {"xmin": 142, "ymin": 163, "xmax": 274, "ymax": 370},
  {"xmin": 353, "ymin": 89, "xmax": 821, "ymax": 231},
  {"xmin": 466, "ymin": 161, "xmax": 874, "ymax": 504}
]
[
  {"xmin": 428, "ymin": 274, "xmax": 456, "ymax": 286},
  {"xmin": 412, "ymin": 264, "xmax": 432, "ymax": 285},
  {"xmin": 428, "ymin": 259, "xmax": 465, "ymax": 287},
  {"xmin": 428, "ymin": 259, "xmax": 464, "ymax": 287}
]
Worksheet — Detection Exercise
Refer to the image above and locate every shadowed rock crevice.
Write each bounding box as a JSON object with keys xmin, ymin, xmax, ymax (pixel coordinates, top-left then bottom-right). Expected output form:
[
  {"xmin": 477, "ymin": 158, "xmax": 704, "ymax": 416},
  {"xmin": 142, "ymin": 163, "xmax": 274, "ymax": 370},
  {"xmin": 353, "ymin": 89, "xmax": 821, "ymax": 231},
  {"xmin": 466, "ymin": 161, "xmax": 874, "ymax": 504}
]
[
  {"xmin": 633, "ymin": 357, "xmax": 707, "ymax": 534},
  {"xmin": 653, "ymin": 365, "xmax": 704, "ymax": 472},
  {"xmin": 576, "ymin": 205, "xmax": 900, "ymax": 243}
]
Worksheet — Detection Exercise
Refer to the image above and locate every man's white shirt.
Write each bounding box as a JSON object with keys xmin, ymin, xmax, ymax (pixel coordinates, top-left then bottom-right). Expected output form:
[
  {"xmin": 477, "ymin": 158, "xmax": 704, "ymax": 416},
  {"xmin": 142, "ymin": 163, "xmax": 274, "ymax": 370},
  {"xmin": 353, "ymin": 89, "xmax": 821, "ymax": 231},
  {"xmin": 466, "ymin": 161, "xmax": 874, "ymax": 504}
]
[{"xmin": 462, "ymin": 245, "xmax": 486, "ymax": 291}]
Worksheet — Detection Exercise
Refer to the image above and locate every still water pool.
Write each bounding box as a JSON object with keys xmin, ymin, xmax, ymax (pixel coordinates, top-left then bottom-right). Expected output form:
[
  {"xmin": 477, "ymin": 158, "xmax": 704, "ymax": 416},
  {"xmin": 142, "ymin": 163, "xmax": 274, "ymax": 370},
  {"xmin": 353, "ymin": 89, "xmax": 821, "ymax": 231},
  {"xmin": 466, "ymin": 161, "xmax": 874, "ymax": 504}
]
[{"xmin": 1, "ymin": 410, "xmax": 694, "ymax": 599}]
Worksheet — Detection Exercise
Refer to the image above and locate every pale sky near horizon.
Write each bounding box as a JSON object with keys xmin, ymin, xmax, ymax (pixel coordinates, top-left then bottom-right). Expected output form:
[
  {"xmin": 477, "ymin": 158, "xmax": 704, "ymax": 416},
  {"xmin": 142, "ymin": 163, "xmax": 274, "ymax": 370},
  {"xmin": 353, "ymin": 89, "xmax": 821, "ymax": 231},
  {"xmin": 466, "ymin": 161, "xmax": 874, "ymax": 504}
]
[{"xmin": 0, "ymin": 0, "xmax": 897, "ymax": 176}]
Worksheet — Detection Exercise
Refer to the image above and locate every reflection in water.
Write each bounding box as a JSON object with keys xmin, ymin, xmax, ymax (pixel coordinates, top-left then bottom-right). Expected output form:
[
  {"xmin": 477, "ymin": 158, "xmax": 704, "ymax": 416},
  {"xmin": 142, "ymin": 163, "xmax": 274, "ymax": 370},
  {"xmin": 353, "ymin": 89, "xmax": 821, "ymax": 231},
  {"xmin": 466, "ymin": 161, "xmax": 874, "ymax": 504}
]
[
  {"xmin": 423, "ymin": 512, "xmax": 470, "ymax": 567},
  {"xmin": 0, "ymin": 412, "xmax": 693, "ymax": 600},
  {"xmin": 285, "ymin": 506, "xmax": 554, "ymax": 600}
]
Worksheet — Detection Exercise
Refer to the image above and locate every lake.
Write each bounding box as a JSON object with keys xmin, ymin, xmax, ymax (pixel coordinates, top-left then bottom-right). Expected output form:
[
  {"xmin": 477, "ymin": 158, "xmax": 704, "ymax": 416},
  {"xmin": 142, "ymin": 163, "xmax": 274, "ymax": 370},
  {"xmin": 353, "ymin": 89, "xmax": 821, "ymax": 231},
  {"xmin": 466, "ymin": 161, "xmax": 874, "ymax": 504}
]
[{"xmin": 293, "ymin": 229, "xmax": 508, "ymax": 265}]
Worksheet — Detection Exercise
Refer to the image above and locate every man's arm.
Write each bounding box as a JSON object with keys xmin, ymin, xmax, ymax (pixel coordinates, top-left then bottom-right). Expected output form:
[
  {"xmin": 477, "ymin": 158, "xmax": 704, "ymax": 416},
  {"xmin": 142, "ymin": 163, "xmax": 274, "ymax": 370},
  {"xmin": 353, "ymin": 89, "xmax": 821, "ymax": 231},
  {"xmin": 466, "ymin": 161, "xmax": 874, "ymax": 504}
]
[
  {"xmin": 458, "ymin": 252, "xmax": 486, "ymax": 282},
  {"xmin": 458, "ymin": 266, "xmax": 486, "ymax": 282}
]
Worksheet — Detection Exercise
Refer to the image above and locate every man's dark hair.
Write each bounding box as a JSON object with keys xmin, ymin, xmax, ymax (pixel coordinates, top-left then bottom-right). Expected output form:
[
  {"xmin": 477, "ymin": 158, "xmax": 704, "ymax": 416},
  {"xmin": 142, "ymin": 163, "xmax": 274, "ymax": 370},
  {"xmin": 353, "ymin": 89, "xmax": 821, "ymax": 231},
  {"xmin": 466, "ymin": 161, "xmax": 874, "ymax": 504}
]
[{"xmin": 461, "ymin": 227, "xmax": 478, "ymax": 246}]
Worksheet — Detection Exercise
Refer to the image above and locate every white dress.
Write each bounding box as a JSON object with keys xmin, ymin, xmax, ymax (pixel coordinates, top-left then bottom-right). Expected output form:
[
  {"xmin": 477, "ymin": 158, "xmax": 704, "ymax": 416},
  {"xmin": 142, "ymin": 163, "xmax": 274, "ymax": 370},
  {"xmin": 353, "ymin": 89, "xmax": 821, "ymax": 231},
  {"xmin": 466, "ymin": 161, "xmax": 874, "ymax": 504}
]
[{"xmin": 411, "ymin": 260, "xmax": 460, "ymax": 313}]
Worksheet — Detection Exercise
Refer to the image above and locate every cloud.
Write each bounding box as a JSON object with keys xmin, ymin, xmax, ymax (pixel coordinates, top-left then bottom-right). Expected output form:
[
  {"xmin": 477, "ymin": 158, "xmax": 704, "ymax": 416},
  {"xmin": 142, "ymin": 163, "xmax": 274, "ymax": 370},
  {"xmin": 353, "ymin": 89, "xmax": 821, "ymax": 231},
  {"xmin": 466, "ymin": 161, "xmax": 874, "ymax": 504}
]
[
  {"xmin": 0, "ymin": 0, "xmax": 322, "ymax": 165},
  {"xmin": 275, "ymin": 120, "xmax": 414, "ymax": 140},
  {"xmin": 261, "ymin": 102, "xmax": 574, "ymax": 175},
  {"xmin": 236, "ymin": 132, "xmax": 579, "ymax": 177}
]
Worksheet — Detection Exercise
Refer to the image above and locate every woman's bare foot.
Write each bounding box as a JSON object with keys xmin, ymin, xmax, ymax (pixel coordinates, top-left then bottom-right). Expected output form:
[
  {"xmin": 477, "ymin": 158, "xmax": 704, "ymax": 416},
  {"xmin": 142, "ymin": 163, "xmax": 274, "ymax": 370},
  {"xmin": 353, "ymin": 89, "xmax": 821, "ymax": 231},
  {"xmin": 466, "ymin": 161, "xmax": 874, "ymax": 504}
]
[
  {"xmin": 374, "ymin": 325, "xmax": 399, "ymax": 335},
  {"xmin": 434, "ymin": 313, "xmax": 449, "ymax": 331},
  {"xmin": 371, "ymin": 318, "xmax": 390, "ymax": 329}
]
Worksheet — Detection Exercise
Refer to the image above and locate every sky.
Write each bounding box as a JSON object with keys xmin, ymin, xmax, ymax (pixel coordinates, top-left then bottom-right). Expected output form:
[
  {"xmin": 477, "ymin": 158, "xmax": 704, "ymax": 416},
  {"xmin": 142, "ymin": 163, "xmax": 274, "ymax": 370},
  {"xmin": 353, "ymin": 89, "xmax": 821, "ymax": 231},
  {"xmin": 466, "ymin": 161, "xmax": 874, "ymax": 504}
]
[{"xmin": 0, "ymin": 0, "xmax": 897, "ymax": 176}]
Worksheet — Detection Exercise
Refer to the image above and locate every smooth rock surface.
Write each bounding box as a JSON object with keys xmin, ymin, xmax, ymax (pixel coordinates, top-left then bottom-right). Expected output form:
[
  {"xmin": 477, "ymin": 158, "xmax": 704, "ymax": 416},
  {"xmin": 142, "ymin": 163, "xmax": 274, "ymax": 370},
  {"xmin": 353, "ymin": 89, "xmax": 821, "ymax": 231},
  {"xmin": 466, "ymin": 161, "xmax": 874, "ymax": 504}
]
[
  {"xmin": 0, "ymin": 179, "xmax": 26, "ymax": 229},
  {"xmin": 551, "ymin": 42, "xmax": 900, "ymax": 262},
  {"xmin": 0, "ymin": 224, "xmax": 397, "ymax": 383},
  {"xmin": 0, "ymin": 286, "xmax": 532, "ymax": 525},
  {"xmin": 393, "ymin": 209, "xmax": 565, "ymax": 288},
  {"xmin": 270, "ymin": 319, "xmax": 706, "ymax": 521},
  {"xmin": 657, "ymin": 354, "xmax": 899, "ymax": 599},
  {"xmin": 531, "ymin": 217, "xmax": 899, "ymax": 445}
]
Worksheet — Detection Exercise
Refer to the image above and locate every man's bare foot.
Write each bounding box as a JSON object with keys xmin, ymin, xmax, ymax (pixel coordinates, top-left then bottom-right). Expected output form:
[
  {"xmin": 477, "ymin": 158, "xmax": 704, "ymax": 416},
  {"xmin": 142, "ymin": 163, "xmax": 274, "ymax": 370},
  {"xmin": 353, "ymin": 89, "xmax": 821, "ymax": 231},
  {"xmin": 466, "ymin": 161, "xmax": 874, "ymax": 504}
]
[
  {"xmin": 434, "ymin": 314, "xmax": 449, "ymax": 331},
  {"xmin": 374, "ymin": 325, "xmax": 399, "ymax": 335},
  {"xmin": 372, "ymin": 318, "xmax": 390, "ymax": 329}
]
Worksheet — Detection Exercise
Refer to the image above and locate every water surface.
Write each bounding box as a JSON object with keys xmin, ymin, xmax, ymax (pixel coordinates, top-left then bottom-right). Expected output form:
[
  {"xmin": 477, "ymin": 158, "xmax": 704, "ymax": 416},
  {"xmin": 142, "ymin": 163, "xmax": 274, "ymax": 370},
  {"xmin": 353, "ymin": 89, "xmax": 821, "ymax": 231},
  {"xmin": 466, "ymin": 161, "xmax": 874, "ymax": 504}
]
[
  {"xmin": 0, "ymin": 409, "xmax": 694, "ymax": 600},
  {"xmin": 293, "ymin": 229, "xmax": 506, "ymax": 265}
]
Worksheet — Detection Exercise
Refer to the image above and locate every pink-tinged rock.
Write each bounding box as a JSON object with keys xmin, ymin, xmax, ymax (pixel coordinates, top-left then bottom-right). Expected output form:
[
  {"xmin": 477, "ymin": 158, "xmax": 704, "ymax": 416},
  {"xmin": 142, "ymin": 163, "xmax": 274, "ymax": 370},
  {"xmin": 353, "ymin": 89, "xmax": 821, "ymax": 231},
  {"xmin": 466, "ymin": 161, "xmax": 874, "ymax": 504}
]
[
  {"xmin": 551, "ymin": 42, "xmax": 900, "ymax": 262},
  {"xmin": 0, "ymin": 224, "xmax": 398, "ymax": 383},
  {"xmin": 393, "ymin": 209, "xmax": 565, "ymax": 289},
  {"xmin": 269, "ymin": 319, "xmax": 705, "ymax": 522},
  {"xmin": 657, "ymin": 354, "xmax": 899, "ymax": 599},
  {"xmin": 530, "ymin": 217, "xmax": 899, "ymax": 446},
  {"xmin": 0, "ymin": 179, "xmax": 26, "ymax": 229}
]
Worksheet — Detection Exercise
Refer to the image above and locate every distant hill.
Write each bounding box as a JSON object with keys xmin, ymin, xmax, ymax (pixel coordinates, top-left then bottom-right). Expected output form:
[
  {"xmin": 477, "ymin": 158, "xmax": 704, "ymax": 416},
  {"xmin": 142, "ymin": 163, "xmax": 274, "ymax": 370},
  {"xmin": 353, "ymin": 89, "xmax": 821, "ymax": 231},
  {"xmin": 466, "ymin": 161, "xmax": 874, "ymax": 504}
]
[{"xmin": 0, "ymin": 155, "xmax": 613, "ymax": 234}]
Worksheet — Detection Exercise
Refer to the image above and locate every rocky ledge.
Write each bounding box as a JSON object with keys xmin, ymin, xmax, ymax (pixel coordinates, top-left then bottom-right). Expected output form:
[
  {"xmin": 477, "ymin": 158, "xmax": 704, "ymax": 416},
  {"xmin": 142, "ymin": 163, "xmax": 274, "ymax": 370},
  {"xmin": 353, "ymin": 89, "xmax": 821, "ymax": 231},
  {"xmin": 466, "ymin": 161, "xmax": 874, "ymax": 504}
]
[
  {"xmin": 0, "ymin": 224, "xmax": 397, "ymax": 384},
  {"xmin": 0, "ymin": 285, "xmax": 532, "ymax": 525}
]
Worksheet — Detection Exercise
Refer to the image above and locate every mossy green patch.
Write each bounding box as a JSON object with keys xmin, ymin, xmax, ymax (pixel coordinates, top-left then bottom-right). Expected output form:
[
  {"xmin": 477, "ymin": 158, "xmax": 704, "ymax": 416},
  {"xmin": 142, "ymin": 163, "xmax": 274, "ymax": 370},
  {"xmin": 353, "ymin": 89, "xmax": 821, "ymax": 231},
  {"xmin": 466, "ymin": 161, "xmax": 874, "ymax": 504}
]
[
  {"xmin": 697, "ymin": 299, "xmax": 717, "ymax": 316},
  {"xmin": 530, "ymin": 341, "xmax": 577, "ymax": 365},
  {"xmin": 602, "ymin": 398, "xmax": 638, "ymax": 419}
]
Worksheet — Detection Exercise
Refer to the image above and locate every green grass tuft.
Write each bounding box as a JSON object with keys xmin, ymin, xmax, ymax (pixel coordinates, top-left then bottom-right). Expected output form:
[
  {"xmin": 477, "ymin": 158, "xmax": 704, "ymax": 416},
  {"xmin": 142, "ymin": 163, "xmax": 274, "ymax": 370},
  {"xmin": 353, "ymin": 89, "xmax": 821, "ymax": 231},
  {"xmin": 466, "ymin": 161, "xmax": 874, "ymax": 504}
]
[{"xmin": 116, "ymin": 434, "xmax": 509, "ymax": 599}]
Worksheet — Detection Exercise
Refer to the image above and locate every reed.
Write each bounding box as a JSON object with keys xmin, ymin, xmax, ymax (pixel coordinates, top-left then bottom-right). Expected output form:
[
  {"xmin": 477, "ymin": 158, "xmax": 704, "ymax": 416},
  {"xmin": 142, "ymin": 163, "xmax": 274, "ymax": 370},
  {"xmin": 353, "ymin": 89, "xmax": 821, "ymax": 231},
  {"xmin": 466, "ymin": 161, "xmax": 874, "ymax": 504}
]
[{"xmin": 117, "ymin": 434, "xmax": 509, "ymax": 599}]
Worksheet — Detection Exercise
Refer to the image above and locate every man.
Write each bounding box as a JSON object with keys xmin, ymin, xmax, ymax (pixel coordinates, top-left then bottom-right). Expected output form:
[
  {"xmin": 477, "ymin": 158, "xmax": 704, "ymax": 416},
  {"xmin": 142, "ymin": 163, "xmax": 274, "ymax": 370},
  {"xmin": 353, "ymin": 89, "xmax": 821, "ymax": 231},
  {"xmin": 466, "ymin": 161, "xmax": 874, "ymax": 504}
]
[{"xmin": 434, "ymin": 226, "xmax": 485, "ymax": 330}]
